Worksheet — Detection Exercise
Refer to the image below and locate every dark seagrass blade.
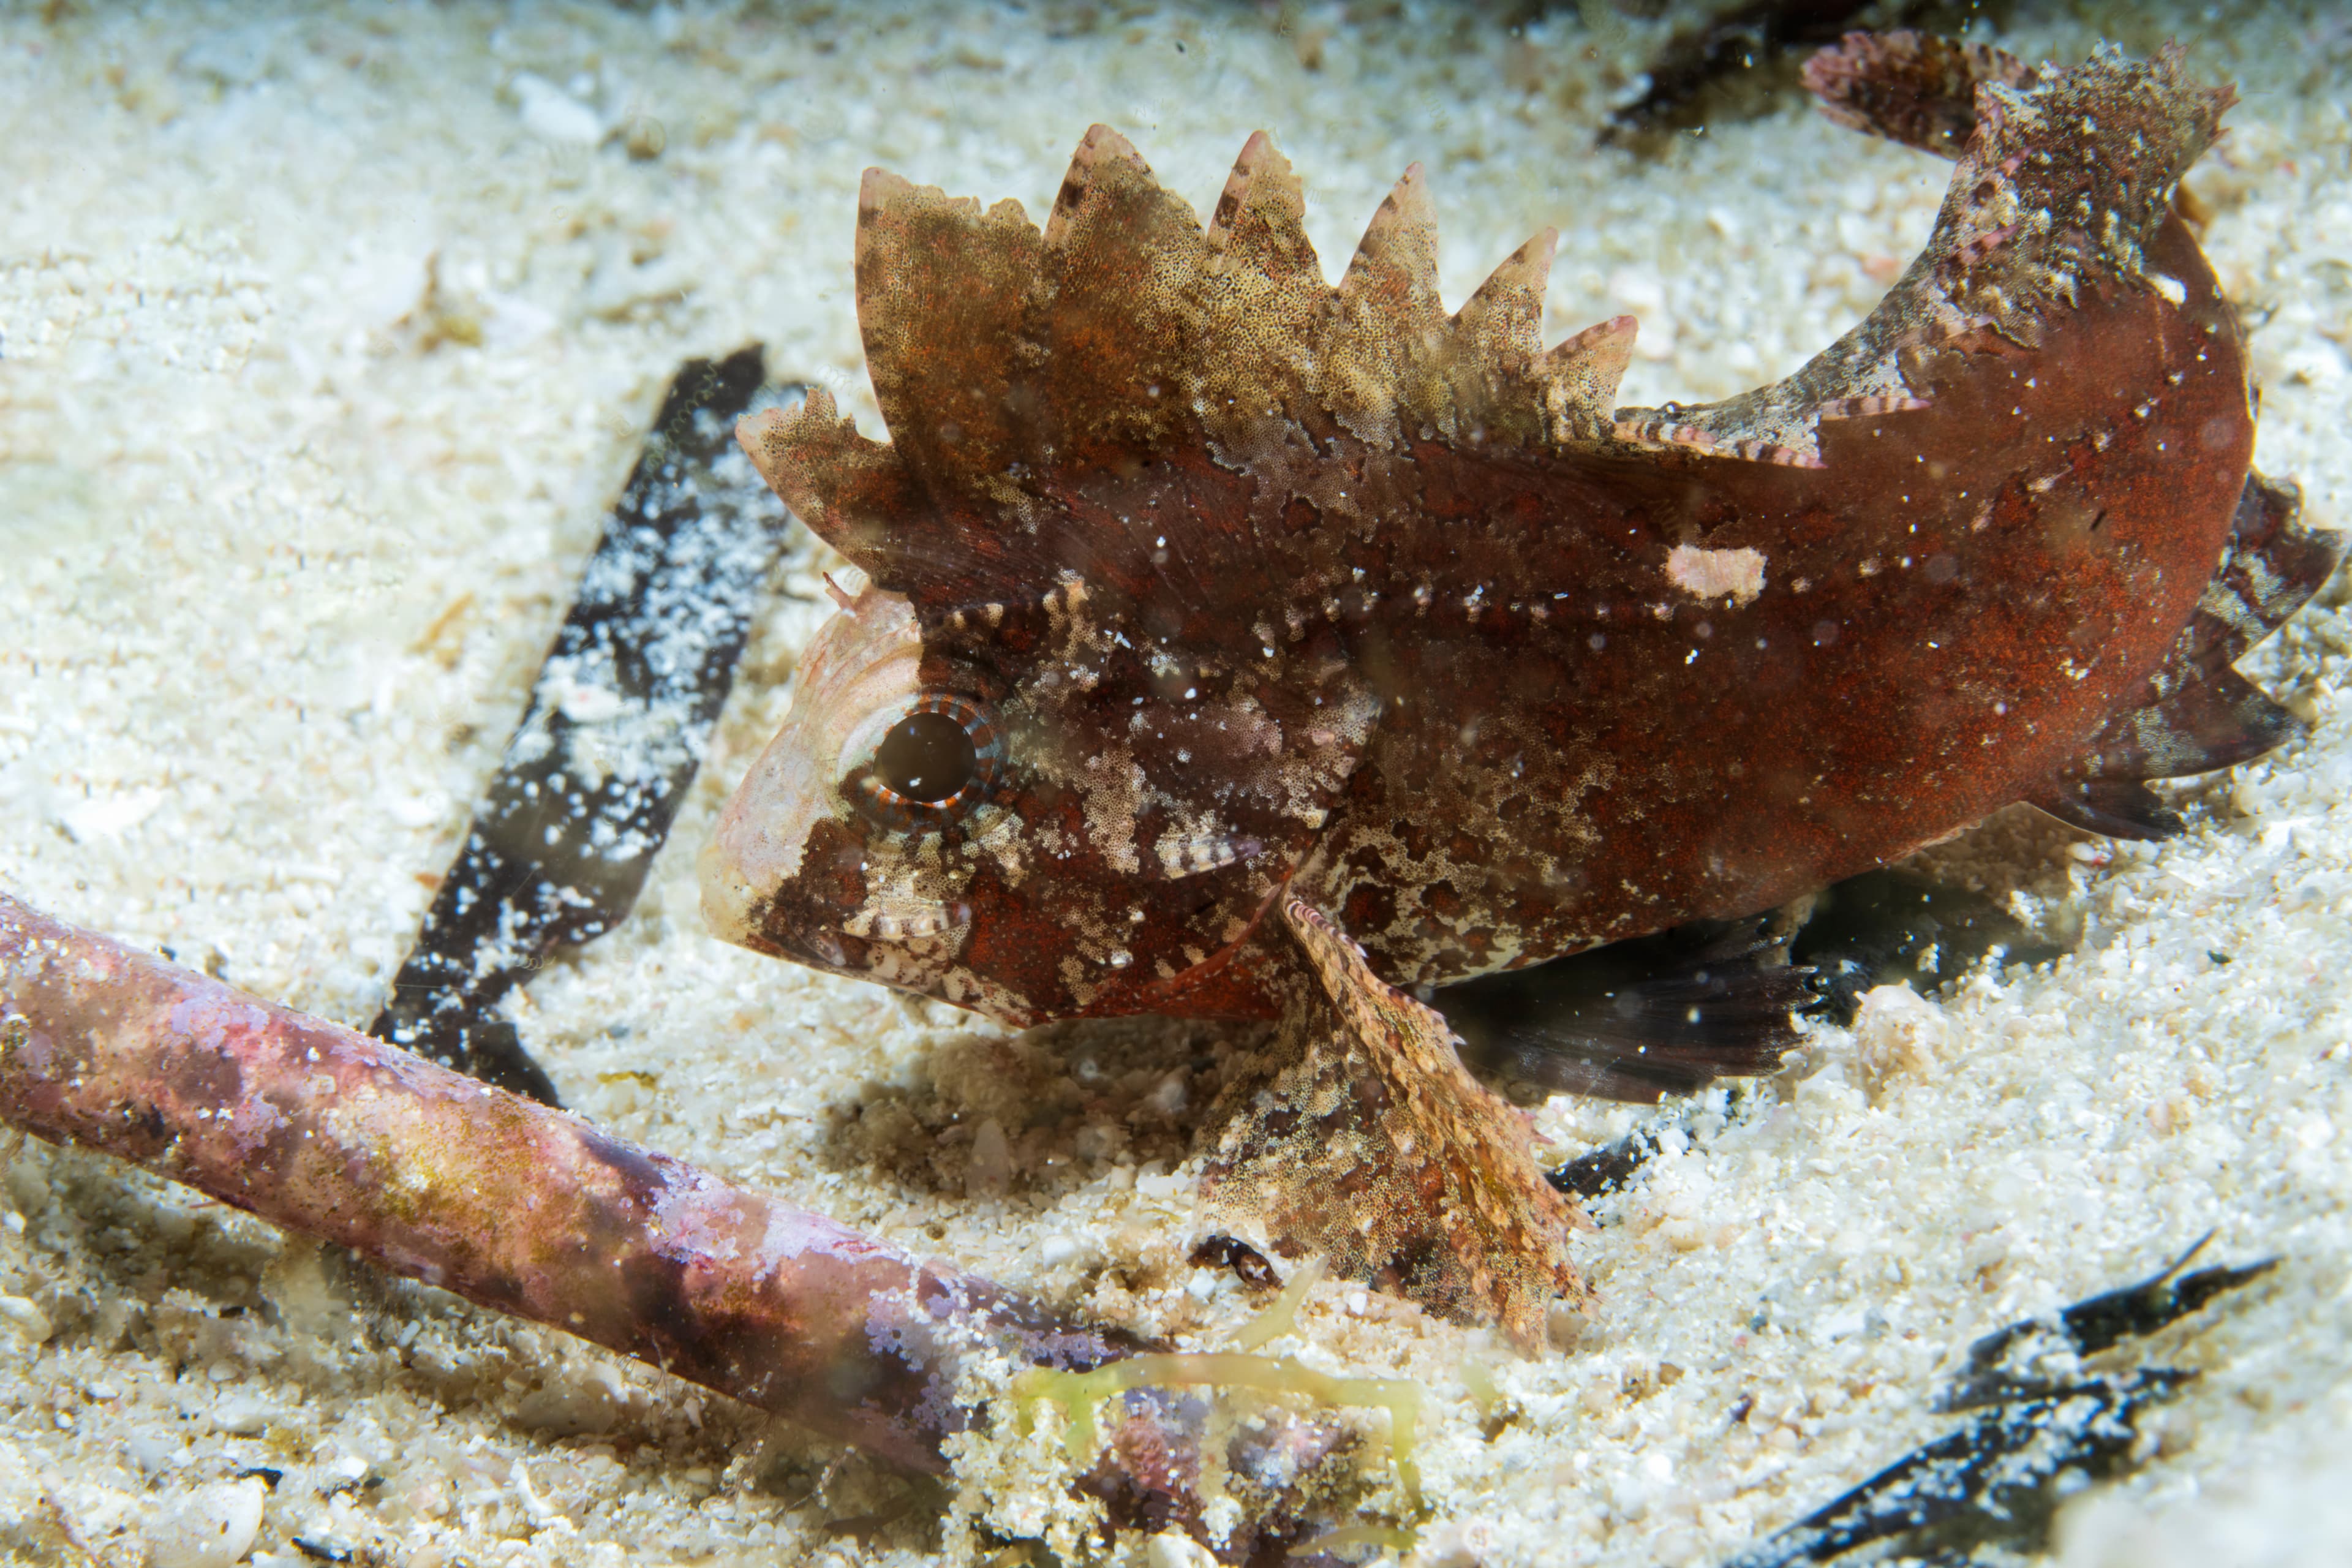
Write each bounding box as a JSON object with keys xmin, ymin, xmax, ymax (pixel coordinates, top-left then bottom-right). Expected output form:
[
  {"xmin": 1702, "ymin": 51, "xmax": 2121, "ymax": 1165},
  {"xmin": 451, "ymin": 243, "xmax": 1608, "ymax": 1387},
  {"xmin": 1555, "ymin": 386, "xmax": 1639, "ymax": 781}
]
[{"xmin": 371, "ymin": 347, "xmax": 794, "ymax": 1101}]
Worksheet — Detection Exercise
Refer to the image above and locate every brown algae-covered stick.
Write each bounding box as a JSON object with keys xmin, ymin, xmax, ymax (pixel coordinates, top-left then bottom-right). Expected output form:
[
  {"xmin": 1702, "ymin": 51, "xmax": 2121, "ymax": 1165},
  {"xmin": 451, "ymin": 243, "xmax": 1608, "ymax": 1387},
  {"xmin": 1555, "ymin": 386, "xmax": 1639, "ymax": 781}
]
[{"xmin": 0, "ymin": 889, "xmax": 1125, "ymax": 1476}]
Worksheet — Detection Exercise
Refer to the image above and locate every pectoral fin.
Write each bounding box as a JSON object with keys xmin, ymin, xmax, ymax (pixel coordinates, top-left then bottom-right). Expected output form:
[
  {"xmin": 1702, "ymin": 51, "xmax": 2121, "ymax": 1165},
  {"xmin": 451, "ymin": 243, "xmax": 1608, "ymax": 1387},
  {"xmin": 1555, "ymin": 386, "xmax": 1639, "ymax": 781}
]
[
  {"xmin": 1439, "ymin": 916, "xmax": 1815, "ymax": 1102},
  {"xmin": 1203, "ymin": 897, "xmax": 1589, "ymax": 1348}
]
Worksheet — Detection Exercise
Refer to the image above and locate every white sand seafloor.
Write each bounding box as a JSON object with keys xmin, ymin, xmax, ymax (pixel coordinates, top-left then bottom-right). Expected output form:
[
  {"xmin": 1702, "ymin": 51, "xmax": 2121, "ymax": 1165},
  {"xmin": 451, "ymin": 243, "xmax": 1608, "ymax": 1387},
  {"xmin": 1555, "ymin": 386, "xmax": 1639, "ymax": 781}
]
[{"xmin": 2, "ymin": 1, "xmax": 2350, "ymax": 1564}]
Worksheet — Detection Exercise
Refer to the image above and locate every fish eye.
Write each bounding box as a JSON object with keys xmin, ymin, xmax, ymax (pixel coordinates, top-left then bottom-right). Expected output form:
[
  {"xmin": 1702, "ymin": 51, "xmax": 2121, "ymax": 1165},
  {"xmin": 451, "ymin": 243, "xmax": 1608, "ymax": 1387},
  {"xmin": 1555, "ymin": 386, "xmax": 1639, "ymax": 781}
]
[
  {"xmin": 876, "ymin": 710, "xmax": 975, "ymax": 802},
  {"xmin": 839, "ymin": 693, "xmax": 1003, "ymax": 830}
]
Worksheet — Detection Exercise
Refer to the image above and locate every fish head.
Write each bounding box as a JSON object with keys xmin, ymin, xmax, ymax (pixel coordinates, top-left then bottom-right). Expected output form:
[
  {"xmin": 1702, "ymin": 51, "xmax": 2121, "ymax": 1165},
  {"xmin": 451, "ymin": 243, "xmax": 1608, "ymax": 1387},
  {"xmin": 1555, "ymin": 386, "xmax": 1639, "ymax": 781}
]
[
  {"xmin": 699, "ymin": 130, "xmax": 1485, "ymax": 1023},
  {"xmin": 703, "ymin": 560, "xmax": 1376, "ymax": 1025}
]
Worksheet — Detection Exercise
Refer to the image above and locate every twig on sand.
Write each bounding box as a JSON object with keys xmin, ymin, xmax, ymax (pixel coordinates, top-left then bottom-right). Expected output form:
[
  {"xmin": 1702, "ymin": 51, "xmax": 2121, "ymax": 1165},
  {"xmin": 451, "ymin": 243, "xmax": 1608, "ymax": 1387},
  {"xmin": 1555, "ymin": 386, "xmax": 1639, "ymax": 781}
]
[{"xmin": 0, "ymin": 891, "xmax": 1362, "ymax": 1560}]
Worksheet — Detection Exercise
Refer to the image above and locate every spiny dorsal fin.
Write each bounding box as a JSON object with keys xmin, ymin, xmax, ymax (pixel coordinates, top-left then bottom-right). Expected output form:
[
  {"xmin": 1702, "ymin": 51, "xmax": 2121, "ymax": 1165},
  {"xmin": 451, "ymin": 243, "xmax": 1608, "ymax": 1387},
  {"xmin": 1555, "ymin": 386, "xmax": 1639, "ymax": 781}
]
[
  {"xmin": 1203, "ymin": 130, "xmax": 1318, "ymax": 285},
  {"xmin": 1539, "ymin": 314, "xmax": 1637, "ymax": 444},
  {"xmin": 1321, "ymin": 163, "xmax": 1450, "ymax": 448},
  {"xmin": 1192, "ymin": 132, "xmax": 1332, "ymax": 444},
  {"xmin": 1437, "ymin": 230, "xmax": 1560, "ymax": 449},
  {"xmin": 1452, "ymin": 228, "xmax": 1555, "ymax": 375},
  {"xmin": 1338, "ymin": 162, "xmax": 1443, "ymax": 328},
  {"xmin": 1042, "ymin": 123, "xmax": 1173, "ymax": 251},
  {"xmin": 852, "ymin": 168, "xmax": 1042, "ymax": 522},
  {"xmin": 736, "ymin": 386, "xmax": 922, "ymax": 572},
  {"xmin": 1033, "ymin": 123, "xmax": 1207, "ymax": 467}
]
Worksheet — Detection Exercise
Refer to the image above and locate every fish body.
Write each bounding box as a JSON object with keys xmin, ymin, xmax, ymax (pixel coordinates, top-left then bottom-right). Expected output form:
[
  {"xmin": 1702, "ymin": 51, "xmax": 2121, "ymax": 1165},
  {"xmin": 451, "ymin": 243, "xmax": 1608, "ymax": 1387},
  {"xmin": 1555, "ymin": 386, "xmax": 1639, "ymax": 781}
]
[
  {"xmin": 1292, "ymin": 189, "xmax": 2249, "ymax": 989},
  {"xmin": 704, "ymin": 36, "xmax": 2339, "ymax": 1340}
]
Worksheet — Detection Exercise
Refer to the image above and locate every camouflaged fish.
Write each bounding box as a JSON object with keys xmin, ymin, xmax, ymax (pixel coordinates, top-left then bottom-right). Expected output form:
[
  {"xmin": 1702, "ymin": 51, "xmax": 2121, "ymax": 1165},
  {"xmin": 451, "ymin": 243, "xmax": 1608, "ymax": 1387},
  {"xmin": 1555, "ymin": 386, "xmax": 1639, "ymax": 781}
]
[{"xmin": 702, "ymin": 34, "xmax": 2341, "ymax": 1344}]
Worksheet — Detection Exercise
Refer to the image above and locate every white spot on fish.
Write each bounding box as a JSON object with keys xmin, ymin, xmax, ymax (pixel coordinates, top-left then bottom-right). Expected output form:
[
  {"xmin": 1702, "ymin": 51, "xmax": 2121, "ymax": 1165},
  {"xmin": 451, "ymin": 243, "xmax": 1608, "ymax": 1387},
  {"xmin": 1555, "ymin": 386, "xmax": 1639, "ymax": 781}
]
[{"xmin": 1665, "ymin": 544, "xmax": 1766, "ymax": 607}]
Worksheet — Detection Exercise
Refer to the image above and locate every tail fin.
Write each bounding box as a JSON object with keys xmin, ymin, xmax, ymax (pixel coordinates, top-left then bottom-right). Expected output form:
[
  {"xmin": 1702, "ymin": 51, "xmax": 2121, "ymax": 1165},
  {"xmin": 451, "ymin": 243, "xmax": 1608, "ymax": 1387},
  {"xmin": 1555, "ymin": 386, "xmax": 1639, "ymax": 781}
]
[{"xmin": 2031, "ymin": 473, "xmax": 2345, "ymax": 839}]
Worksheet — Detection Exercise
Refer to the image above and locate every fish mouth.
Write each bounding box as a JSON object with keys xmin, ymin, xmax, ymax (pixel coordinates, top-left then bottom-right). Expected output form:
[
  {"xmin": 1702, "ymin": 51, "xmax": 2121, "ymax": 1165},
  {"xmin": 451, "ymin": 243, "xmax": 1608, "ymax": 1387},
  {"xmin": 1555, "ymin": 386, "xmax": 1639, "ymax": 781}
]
[{"xmin": 705, "ymin": 834, "xmax": 975, "ymax": 991}]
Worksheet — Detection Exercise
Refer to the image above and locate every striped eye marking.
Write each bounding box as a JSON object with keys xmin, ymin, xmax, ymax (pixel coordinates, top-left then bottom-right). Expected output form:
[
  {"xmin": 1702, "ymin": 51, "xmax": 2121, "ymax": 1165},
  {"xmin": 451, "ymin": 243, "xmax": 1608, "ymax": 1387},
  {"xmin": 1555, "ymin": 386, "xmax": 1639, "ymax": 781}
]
[{"xmin": 842, "ymin": 693, "xmax": 1004, "ymax": 831}]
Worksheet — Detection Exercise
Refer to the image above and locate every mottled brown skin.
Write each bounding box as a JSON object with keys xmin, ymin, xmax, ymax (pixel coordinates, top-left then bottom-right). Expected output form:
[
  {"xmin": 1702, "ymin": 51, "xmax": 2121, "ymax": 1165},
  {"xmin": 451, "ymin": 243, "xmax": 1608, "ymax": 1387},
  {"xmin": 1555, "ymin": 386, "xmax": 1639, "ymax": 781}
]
[{"xmin": 704, "ymin": 39, "xmax": 2337, "ymax": 1341}]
